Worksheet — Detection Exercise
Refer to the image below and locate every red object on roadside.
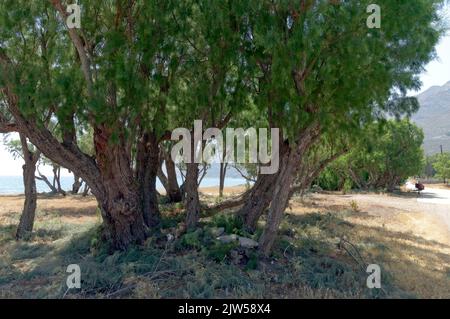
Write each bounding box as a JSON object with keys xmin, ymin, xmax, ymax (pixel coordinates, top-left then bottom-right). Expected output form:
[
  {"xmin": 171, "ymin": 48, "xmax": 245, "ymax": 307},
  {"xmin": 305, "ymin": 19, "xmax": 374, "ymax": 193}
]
[{"xmin": 415, "ymin": 183, "xmax": 425, "ymax": 191}]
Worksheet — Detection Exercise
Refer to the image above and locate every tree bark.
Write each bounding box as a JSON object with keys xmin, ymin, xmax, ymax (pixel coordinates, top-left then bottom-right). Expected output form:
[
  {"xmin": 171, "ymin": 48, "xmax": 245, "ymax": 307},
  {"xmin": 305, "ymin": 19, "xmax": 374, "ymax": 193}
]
[
  {"xmin": 237, "ymin": 172, "xmax": 278, "ymax": 233},
  {"xmin": 219, "ymin": 162, "xmax": 228, "ymax": 198},
  {"xmin": 82, "ymin": 184, "xmax": 90, "ymax": 197},
  {"xmin": 158, "ymin": 148, "xmax": 182, "ymax": 203},
  {"xmin": 72, "ymin": 173, "xmax": 83, "ymax": 194},
  {"xmin": 52, "ymin": 165, "xmax": 66, "ymax": 196},
  {"xmin": 16, "ymin": 134, "xmax": 39, "ymax": 240},
  {"xmin": 135, "ymin": 132, "xmax": 161, "ymax": 228},
  {"xmin": 237, "ymin": 141, "xmax": 289, "ymax": 233},
  {"xmin": 35, "ymin": 167, "xmax": 58, "ymax": 194},
  {"xmin": 94, "ymin": 125, "xmax": 148, "ymax": 250},
  {"xmin": 259, "ymin": 125, "xmax": 321, "ymax": 256},
  {"xmin": 185, "ymin": 162, "xmax": 200, "ymax": 231},
  {"xmin": 2, "ymin": 49, "xmax": 147, "ymax": 250}
]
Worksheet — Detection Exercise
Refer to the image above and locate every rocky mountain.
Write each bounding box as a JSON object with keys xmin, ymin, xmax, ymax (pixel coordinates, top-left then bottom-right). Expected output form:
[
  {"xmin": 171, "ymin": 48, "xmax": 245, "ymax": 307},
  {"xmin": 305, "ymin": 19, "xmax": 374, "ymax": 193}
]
[{"xmin": 413, "ymin": 81, "xmax": 450, "ymax": 155}]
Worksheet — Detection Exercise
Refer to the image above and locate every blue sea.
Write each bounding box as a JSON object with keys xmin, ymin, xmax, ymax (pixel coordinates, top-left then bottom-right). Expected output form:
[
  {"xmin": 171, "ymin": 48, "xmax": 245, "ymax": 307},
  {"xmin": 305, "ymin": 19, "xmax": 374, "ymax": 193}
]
[{"xmin": 0, "ymin": 175, "xmax": 248, "ymax": 195}]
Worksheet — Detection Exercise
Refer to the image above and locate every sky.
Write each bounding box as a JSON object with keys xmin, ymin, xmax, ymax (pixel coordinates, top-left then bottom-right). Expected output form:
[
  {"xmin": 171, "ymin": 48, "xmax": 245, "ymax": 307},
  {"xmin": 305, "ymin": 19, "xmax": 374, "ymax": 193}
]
[
  {"xmin": 1, "ymin": 12, "xmax": 450, "ymax": 176},
  {"xmin": 416, "ymin": 33, "xmax": 450, "ymax": 93}
]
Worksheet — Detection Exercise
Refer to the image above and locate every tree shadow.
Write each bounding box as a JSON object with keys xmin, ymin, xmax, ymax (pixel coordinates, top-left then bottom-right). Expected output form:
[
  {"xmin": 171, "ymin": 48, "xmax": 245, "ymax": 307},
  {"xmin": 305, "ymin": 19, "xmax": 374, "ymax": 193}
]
[{"xmin": 282, "ymin": 211, "xmax": 450, "ymax": 298}]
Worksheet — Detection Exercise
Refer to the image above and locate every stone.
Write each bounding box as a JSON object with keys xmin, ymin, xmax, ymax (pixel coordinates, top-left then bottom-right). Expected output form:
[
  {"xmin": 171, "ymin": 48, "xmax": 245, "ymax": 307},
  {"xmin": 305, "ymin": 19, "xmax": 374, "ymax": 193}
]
[
  {"xmin": 216, "ymin": 234, "xmax": 238, "ymax": 244},
  {"xmin": 209, "ymin": 227, "xmax": 225, "ymax": 237},
  {"xmin": 238, "ymin": 236, "xmax": 259, "ymax": 248}
]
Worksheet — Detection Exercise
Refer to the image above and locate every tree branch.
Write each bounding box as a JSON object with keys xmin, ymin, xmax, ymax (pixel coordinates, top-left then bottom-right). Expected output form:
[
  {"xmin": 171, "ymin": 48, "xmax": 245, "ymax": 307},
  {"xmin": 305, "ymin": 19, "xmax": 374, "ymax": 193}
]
[{"xmin": 50, "ymin": 0, "xmax": 94, "ymax": 96}]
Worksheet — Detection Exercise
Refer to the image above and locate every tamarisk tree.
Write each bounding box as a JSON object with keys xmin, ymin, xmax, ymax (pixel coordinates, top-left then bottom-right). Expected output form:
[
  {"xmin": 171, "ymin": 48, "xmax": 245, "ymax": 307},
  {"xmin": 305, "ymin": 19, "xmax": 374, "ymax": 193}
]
[
  {"xmin": 0, "ymin": 0, "xmax": 191, "ymax": 249},
  {"xmin": 236, "ymin": 0, "xmax": 444, "ymax": 254}
]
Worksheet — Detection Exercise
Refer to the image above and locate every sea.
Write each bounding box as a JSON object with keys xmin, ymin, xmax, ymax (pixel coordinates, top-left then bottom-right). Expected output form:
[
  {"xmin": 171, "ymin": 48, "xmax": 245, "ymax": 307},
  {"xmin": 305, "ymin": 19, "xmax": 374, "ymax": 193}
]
[{"xmin": 0, "ymin": 174, "xmax": 248, "ymax": 195}]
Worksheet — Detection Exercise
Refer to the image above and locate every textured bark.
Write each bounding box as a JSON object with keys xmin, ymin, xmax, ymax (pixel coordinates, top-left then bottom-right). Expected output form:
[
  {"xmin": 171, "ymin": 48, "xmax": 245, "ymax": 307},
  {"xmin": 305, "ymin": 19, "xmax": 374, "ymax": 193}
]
[
  {"xmin": 185, "ymin": 162, "xmax": 200, "ymax": 230},
  {"xmin": 158, "ymin": 148, "xmax": 182, "ymax": 203},
  {"xmin": 219, "ymin": 162, "xmax": 228, "ymax": 198},
  {"xmin": 259, "ymin": 125, "xmax": 321, "ymax": 255},
  {"xmin": 97, "ymin": 183, "xmax": 146, "ymax": 250},
  {"xmin": 16, "ymin": 134, "xmax": 39, "ymax": 239},
  {"xmin": 237, "ymin": 173, "xmax": 278, "ymax": 232},
  {"xmin": 2, "ymin": 43, "xmax": 146, "ymax": 250},
  {"xmin": 136, "ymin": 132, "xmax": 161, "ymax": 228},
  {"xmin": 237, "ymin": 142, "xmax": 289, "ymax": 233},
  {"xmin": 94, "ymin": 125, "xmax": 147, "ymax": 249}
]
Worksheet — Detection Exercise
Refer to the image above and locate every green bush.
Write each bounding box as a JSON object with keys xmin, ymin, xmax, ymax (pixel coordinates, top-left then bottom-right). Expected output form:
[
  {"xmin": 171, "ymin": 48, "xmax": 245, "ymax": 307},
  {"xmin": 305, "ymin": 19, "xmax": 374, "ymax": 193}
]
[
  {"xmin": 205, "ymin": 242, "xmax": 238, "ymax": 262},
  {"xmin": 212, "ymin": 214, "xmax": 245, "ymax": 236}
]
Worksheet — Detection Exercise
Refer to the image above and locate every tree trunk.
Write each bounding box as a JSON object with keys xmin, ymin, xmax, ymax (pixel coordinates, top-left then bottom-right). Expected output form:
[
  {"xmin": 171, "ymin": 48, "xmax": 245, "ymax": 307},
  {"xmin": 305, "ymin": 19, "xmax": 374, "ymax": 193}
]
[
  {"xmin": 258, "ymin": 151, "xmax": 297, "ymax": 256},
  {"xmin": 237, "ymin": 141, "xmax": 289, "ymax": 233},
  {"xmin": 97, "ymin": 184, "xmax": 147, "ymax": 250},
  {"xmin": 219, "ymin": 162, "xmax": 228, "ymax": 198},
  {"xmin": 94, "ymin": 125, "xmax": 147, "ymax": 250},
  {"xmin": 136, "ymin": 132, "xmax": 161, "ymax": 228},
  {"xmin": 35, "ymin": 167, "xmax": 58, "ymax": 194},
  {"xmin": 16, "ymin": 134, "xmax": 39, "ymax": 240},
  {"xmin": 72, "ymin": 173, "xmax": 83, "ymax": 194},
  {"xmin": 158, "ymin": 148, "xmax": 182, "ymax": 203},
  {"xmin": 185, "ymin": 162, "xmax": 200, "ymax": 230},
  {"xmin": 258, "ymin": 126, "xmax": 321, "ymax": 256},
  {"xmin": 237, "ymin": 172, "xmax": 278, "ymax": 232},
  {"xmin": 53, "ymin": 166, "xmax": 66, "ymax": 196},
  {"xmin": 82, "ymin": 184, "xmax": 90, "ymax": 197},
  {"xmin": 2, "ymin": 70, "xmax": 149, "ymax": 250}
]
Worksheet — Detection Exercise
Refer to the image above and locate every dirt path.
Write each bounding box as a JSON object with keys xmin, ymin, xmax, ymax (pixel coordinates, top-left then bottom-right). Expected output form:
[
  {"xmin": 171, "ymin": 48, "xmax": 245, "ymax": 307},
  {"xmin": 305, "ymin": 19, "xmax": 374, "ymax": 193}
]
[
  {"xmin": 291, "ymin": 189, "xmax": 450, "ymax": 247},
  {"xmin": 417, "ymin": 187, "xmax": 450, "ymax": 232}
]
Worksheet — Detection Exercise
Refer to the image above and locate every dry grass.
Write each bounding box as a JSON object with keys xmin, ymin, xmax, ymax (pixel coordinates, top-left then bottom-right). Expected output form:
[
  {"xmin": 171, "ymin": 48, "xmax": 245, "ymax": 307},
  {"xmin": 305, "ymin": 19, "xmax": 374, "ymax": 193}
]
[
  {"xmin": 0, "ymin": 188, "xmax": 449, "ymax": 299},
  {"xmin": 288, "ymin": 192, "xmax": 450, "ymax": 298}
]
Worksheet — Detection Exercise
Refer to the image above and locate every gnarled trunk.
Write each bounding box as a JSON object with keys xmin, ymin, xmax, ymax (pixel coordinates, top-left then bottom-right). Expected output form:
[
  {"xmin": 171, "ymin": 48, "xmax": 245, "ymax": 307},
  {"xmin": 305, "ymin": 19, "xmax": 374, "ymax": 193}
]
[
  {"xmin": 237, "ymin": 142, "xmax": 289, "ymax": 233},
  {"xmin": 259, "ymin": 126, "xmax": 320, "ymax": 256},
  {"xmin": 136, "ymin": 132, "xmax": 161, "ymax": 228},
  {"xmin": 237, "ymin": 172, "xmax": 278, "ymax": 232},
  {"xmin": 258, "ymin": 149, "xmax": 298, "ymax": 255},
  {"xmin": 94, "ymin": 126, "xmax": 147, "ymax": 250},
  {"xmin": 97, "ymin": 183, "xmax": 147, "ymax": 250},
  {"xmin": 2, "ymin": 55, "xmax": 148, "ymax": 250},
  {"xmin": 16, "ymin": 134, "xmax": 39, "ymax": 239}
]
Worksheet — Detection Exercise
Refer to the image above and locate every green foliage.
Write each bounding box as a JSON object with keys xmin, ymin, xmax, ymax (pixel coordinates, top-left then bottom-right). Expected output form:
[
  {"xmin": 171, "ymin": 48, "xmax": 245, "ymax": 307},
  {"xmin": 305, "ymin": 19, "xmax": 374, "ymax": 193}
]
[
  {"xmin": 206, "ymin": 241, "xmax": 239, "ymax": 262},
  {"xmin": 434, "ymin": 152, "xmax": 450, "ymax": 183},
  {"xmin": 350, "ymin": 200, "xmax": 359, "ymax": 212},
  {"xmin": 180, "ymin": 229, "xmax": 205, "ymax": 250},
  {"xmin": 316, "ymin": 167, "xmax": 342, "ymax": 191},
  {"xmin": 318, "ymin": 119, "xmax": 425, "ymax": 191},
  {"xmin": 423, "ymin": 154, "xmax": 439, "ymax": 178},
  {"xmin": 212, "ymin": 213, "xmax": 245, "ymax": 236},
  {"xmin": 4, "ymin": 138, "xmax": 26, "ymax": 160}
]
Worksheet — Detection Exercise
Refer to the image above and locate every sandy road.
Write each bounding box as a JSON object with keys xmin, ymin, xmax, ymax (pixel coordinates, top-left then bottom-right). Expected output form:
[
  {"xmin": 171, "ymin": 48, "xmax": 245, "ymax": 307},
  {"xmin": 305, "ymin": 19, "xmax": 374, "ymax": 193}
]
[
  {"xmin": 300, "ymin": 187, "xmax": 450, "ymax": 244},
  {"xmin": 417, "ymin": 187, "xmax": 450, "ymax": 231}
]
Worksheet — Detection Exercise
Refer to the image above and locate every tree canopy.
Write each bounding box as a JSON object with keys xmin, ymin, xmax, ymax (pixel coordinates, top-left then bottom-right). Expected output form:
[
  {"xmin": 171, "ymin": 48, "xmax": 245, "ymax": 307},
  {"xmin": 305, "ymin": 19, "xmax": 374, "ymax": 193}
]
[{"xmin": 0, "ymin": 0, "xmax": 446, "ymax": 253}]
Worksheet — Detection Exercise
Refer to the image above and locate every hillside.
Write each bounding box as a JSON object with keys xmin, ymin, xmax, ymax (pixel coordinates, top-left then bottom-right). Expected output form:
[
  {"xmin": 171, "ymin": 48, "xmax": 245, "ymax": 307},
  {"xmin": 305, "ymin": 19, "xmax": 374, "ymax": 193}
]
[{"xmin": 413, "ymin": 81, "xmax": 450, "ymax": 154}]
